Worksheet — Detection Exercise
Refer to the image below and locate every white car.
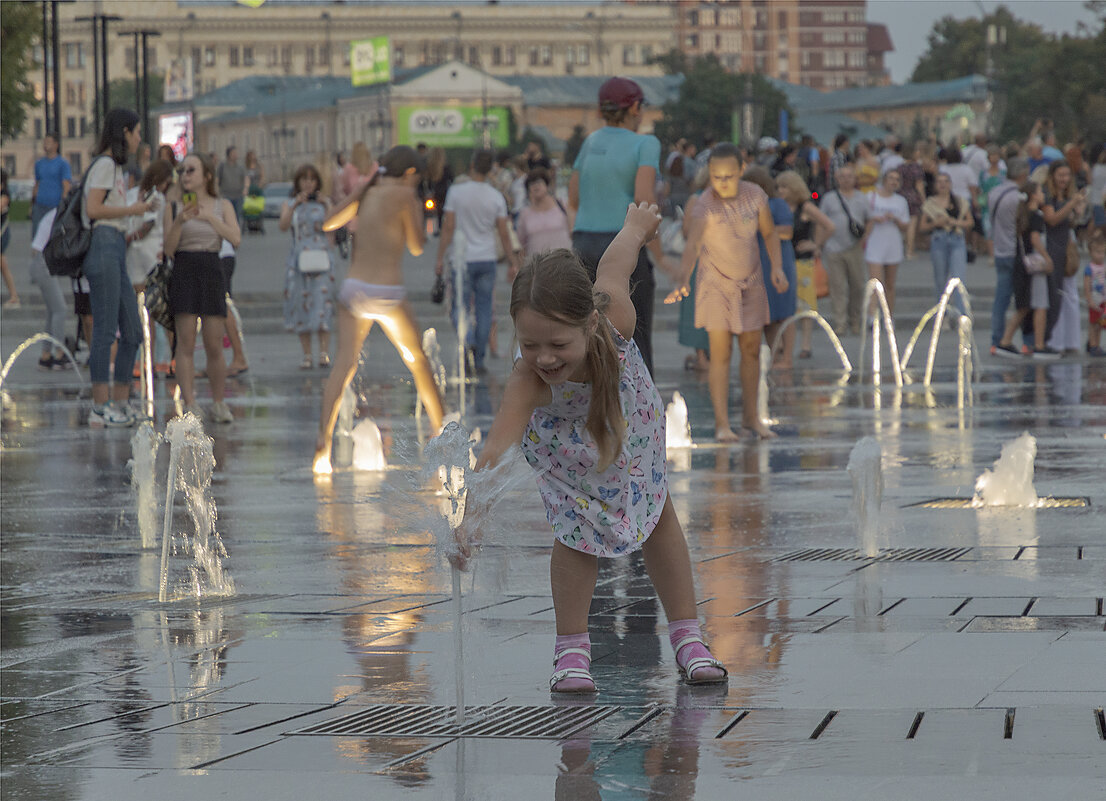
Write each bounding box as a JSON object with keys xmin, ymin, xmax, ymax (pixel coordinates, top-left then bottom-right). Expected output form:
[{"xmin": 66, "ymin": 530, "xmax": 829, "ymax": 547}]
[{"xmin": 262, "ymin": 182, "xmax": 294, "ymax": 218}]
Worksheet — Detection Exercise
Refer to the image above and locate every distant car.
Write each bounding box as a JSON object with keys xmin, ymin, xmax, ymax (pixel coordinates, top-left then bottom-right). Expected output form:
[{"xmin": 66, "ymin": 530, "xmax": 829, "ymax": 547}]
[{"xmin": 262, "ymin": 182, "xmax": 293, "ymax": 218}]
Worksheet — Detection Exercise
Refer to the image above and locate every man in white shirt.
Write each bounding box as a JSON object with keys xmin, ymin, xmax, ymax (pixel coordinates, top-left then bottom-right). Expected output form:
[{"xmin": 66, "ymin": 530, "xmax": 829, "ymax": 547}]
[
  {"xmin": 962, "ymin": 133, "xmax": 990, "ymax": 179},
  {"xmin": 878, "ymin": 135, "xmax": 904, "ymax": 176},
  {"xmin": 435, "ymin": 150, "xmax": 518, "ymax": 375}
]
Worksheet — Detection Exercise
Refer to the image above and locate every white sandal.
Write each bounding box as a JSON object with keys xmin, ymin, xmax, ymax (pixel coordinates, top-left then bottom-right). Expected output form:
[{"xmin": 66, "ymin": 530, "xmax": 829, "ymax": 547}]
[
  {"xmin": 549, "ymin": 647, "xmax": 598, "ymax": 694},
  {"xmin": 673, "ymin": 635, "xmax": 728, "ymax": 685}
]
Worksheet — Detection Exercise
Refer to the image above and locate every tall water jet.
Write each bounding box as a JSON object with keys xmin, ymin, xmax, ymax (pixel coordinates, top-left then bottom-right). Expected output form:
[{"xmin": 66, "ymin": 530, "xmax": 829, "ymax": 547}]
[
  {"xmin": 757, "ymin": 344, "xmax": 776, "ymax": 427},
  {"xmin": 332, "ymin": 383, "xmax": 356, "ymax": 469},
  {"xmin": 0, "ymin": 333, "xmax": 86, "ymax": 396},
  {"xmin": 972, "ymin": 432, "xmax": 1038, "ymax": 507},
  {"xmin": 769, "ymin": 310, "xmax": 853, "ymax": 373},
  {"xmin": 665, "ymin": 391, "xmax": 692, "ymax": 449},
  {"xmin": 129, "ymin": 422, "xmax": 161, "ymax": 549},
  {"xmin": 422, "ymin": 328, "xmax": 448, "ymax": 398},
  {"xmin": 847, "ymin": 437, "xmax": 883, "ymax": 557},
  {"xmin": 351, "ymin": 417, "xmax": 387, "ymax": 471},
  {"xmin": 159, "ymin": 413, "xmax": 235, "ymax": 602},
  {"xmin": 858, "ymin": 279, "xmax": 903, "ymax": 387}
]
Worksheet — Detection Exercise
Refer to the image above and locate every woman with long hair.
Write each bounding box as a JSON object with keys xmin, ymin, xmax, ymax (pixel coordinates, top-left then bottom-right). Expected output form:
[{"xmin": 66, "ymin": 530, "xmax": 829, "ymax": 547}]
[
  {"xmin": 995, "ymin": 181, "xmax": 1054, "ymax": 358},
  {"xmin": 1044, "ymin": 160, "xmax": 1089, "ymax": 353},
  {"xmin": 162, "ymin": 152, "xmax": 241, "ymax": 423},
  {"xmin": 919, "ymin": 171, "xmax": 972, "ymax": 321},
  {"xmin": 742, "ymin": 165, "xmax": 797, "ymax": 368},
  {"xmin": 898, "ymin": 142, "xmax": 927, "ymax": 259},
  {"xmin": 862, "ymin": 169, "xmax": 910, "ymax": 316},
  {"xmin": 280, "ymin": 163, "xmax": 336, "ymax": 369},
  {"xmin": 854, "ymin": 140, "xmax": 881, "ymax": 195},
  {"xmin": 244, "ymin": 150, "xmax": 265, "ymax": 192},
  {"xmin": 84, "ymin": 108, "xmax": 159, "ymax": 427},
  {"xmin": 776, "ymin": 170, "xmax": 835, "ymax": 359}
]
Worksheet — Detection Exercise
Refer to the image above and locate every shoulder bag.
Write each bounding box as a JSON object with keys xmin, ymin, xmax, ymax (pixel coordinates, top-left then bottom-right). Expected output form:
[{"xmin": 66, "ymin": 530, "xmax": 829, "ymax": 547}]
[
  {"xmin": 43, "ymin": 156, "xmax": 111, "ymax": 278},
  {"xmin": 143, "ymin": 200, "xmax": 175, "ymax": 330},
  {"xmin": 1064, "ymin": 232, "xmax": 1080, "ymax": 278},
  {"xmin": 835, "ymin": 190, "xmax": 865, "ymax": 240}
]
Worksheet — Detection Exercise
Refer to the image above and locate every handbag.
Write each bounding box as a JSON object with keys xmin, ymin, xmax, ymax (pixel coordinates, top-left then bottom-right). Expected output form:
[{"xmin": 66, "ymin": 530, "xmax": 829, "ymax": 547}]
[
  {"xmin": 297, "ymin": 248, "xmax": 330, "ymax": 274},
  {"xmin": 835, "ymin": 190, "xmax": 865, "ymax": 240},
  {"xmin": 1023, "ymin": 251, "xmax": 1052, "ymax": 275},
  {"xmin": 1065, "ymin": 234, "xmax": 1080, "ymax": 278},
  {"xmin": 813, "ymin": 255, "xmax": 830, "ymax": 298},
  {"xmin": 431, "ymin": 274, "xmax": 446, "ymax": 304},
  {"xmin": 143, "ymin": 258, "xmax": 175, "ymax": 330}
]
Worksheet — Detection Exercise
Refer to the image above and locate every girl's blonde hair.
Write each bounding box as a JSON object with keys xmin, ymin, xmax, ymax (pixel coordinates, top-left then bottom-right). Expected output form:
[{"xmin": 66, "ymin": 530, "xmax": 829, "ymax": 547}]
[
  {"xmin": 775, "ymin": 170, "xmax": 811, "ymax": 202},
  {"xmin": 1046, "ymin": 160, "xmax": 1074, "ymax": 203},
  {"xmin": 511, "ymin": 249, "xmax": 625, "ymax": 471},
  {"xmin": 315, "ymin": 152, "xmax": 335, "ymax": 198},
  {"xmin": 350, "ymin": 141, "xmax": 373, "ymax": 175}
]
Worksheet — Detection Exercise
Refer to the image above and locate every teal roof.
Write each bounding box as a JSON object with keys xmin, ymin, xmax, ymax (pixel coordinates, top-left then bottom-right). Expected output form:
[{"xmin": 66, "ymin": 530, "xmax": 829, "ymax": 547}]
[
  {"xmin": 770, "ymin": 74, "xmax": 988, "ymax": 114},
  {"xmin": 498, "ymin": 75, "xmax": 684, "ymax": 108}
]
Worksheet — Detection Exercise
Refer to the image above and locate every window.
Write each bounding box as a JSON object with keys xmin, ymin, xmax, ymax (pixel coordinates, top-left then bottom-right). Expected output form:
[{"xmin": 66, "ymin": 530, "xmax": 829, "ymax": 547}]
[
  {"xmin": 66, "ymin": 81, "xmax": 77, "ymax": 105},
  {"xmin": 529, "ymin": 46, "xmax": 539, "ymax": 66},
  {"xmin": 243, "ymin": 47, "xmax": 254, "ymax": 67},
  {"xmin": 504, "ymin": 45, "xmax": 516, "ymax": 66},
  {"xmin": 824, "ymin": 50, "xmax": 845, "ymax": 67},
  {"xmin": 541, "ymin": 45, "xmax": 552, "ymax": 65},
  {"xmin": 343, "ymin": 43, "xmax": 351, "ymax": 66},
  {"xmin": 801, "ymin": 51, "xmax": 811, "ymax": 67},
  {"xmin": 3, "ymin": 155, "xmax": 15, "ymax": 175},
  {"xmin": 80, "ymin": 117, "xmax": 88, "ymax": 136},
  {"xmin": 268, "ymin": 47, "xmax": 279, "ymax": 68},
  {"xmin": 146, "ymin": 48, "xmax": 157, "ymax": 70},
  {"xmin": 229, "ymin": 46, "xmax": 239, "ymax": 67},
  {"xmin": 725, "ymin": 54, "xmax": 738, "ymax": 68},
  {"xmin": 65, "ymin": 42, "xmax": 85, "ymax": 69},
  {"xmin": 641, "ymin": 44, "xmax": 652, "ymax": 63},
  {"xmin": 205, "ymin": 47, "xmax": 216, "ymax": 67},
  {"xmin": 281, "ymin": 46, "xmax": 292, "ymax": 68},
  {"xmin": 823, "ymin": 31, "xmax": 845, "ymax": 44},
  {"xmin": 778, "ymin": 55, "xmax": 789, "ymax": 74},
  {"xmin": 778, "ymin": 11, "xmax": 787, "ymax": 28},
  {"xmin": 849, "ymin": 51, "xmax": 866, "ymax": 68},
  {"xmin": 686, "ymin": 34, "xmax": 699, "ymax": 49},
  {"xmin": 318, "ymin": 122, "xmax": 326, "ymax": 151},
  {"xmin": 823, "ymin": 11, "xmax": 845, "ymax": 23},
  {"xmin": 492, "ymin": 45, "xmax": 502, "ymax": 66},
  {"xmin": 468, "ymin": 46, "xmax": 479, "ymax": 66},
  {"xmin": 622, "ymin": 45, "xmax": 637, "ymax": 66},
  {"xmin": 305, "ymin": 45, "xmax": 315, "ymax": 69},
  {"xmin": 191, "ymin": 47, "xmax": 202, "ymax": 72},
  {"xmin": 68, "ymin": 152, "xmax": 81, "ymax": 174},
  {"xmin": 688, "ymin": 10, "xmax": 699, "ymax": 26},
  {"xmin": 577, "ymin": 44, "xmax": 589, "ymax": 66},
  {"xmin": 67, "ymin": 116, "xmax": 76, "ymax": 138},
  {"xmin": 849, "ymin": 31, "xmax": 866, "ymax": 44},
  {"xmin": 392, "ymin": 44, "xmax": 403, "ymax": 66},
  {"xmin": 34, "ymin": 118, "xmax": 43, "ymax": 139}
]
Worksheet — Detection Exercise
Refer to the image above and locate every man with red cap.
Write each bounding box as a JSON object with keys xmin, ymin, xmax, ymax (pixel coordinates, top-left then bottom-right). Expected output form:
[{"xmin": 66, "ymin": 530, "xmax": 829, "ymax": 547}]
[{"xmin": 568, "ymin": 76, "xmax": 676, "ymax": 376}]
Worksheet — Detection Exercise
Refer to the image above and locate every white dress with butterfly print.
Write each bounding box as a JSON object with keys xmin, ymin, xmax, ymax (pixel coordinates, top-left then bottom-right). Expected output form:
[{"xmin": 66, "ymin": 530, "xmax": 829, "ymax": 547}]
[{"xmin": 520, "ymin": 321, "xmax": 668, "ymax": 557}]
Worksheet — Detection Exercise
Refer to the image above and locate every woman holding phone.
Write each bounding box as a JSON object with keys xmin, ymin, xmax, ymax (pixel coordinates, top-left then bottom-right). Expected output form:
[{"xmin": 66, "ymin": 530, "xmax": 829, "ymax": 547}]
[{"xmin": 163, "ymin": 152, "xmax": 241, "ymax": 423}]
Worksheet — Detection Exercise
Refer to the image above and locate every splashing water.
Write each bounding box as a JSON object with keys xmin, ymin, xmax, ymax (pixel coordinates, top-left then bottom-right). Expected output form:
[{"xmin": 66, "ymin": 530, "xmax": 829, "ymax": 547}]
[
  {"xmin": 665, "ymin": 391, "xmax": 693, "ymax": 449},
  {"xmin": 422, "ymin": 328, "xmax": 448, "ymax": 398},
  {"xmin": 972, "ymin": 433, "xmax": 1039, "ymax": 508},
  {"xmin": 351, "ymin": 417, "xmax": 387, "ymax": 471},
  {"xmin": 847, "ymin": 437, "xmax": 883, "ymax": 557},
  {"xmin": 159, "ymin": 413, "xmax": 235, "ymax": 602},
  {"xmin": 757, "ymin": 344, "xmax": 777, "ymax": 427},
  {"xmin": 129, "ymin": 423, "xmax": 162, "ymax": 549},
  {"xmin": 0, "ymin": 333, "xmax": 86, "ymax": 397}
]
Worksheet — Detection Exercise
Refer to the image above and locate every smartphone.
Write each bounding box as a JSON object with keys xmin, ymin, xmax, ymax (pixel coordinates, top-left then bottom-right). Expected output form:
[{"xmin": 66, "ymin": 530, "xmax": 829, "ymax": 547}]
[{"xmin": 182, "ymin": 192, "xmax": 197, "ymax": 205}]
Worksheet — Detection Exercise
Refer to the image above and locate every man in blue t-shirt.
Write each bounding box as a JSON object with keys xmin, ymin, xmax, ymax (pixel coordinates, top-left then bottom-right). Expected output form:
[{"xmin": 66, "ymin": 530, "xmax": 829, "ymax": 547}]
[
  {"xmin": 32, "ymin": 133, "xmax": 72, "ymax": 234},
  {"xmin": 569, "ymin": 77, "xmax": 675, "ymax": 375}
]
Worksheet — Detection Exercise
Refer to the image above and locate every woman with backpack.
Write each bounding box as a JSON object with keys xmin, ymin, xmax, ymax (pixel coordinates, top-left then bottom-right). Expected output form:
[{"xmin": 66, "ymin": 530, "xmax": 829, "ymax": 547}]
[{"xmin": 83, "ymin": 108, "xmax": 158, "ymax": 428}]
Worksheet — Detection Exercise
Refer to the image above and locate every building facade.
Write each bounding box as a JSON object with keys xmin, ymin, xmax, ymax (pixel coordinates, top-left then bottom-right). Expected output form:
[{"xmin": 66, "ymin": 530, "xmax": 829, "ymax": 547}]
[{"xmin": 4, "ymin": 1, "xmax": 894, "ymax": 178}]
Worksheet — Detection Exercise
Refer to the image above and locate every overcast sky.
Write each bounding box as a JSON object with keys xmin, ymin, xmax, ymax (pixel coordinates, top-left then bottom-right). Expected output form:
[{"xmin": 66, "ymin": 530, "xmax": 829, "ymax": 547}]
[{"xmin": 867, "ymin": 0, "xmax": 1099, "ymax": 83}]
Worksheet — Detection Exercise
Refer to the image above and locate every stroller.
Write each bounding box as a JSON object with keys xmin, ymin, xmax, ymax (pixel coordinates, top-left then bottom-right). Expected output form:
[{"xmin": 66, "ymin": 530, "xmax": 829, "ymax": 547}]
[{"xmin": 243, "ymin": 188, "xmax": 265, "ymax": 234}]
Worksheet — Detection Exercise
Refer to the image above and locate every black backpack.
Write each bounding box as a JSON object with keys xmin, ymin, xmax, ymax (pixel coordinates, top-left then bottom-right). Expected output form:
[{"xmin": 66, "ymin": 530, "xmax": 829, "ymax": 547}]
[{"xmin": 43, "ymin": 156, "xmax": 111, "ymax": 278}]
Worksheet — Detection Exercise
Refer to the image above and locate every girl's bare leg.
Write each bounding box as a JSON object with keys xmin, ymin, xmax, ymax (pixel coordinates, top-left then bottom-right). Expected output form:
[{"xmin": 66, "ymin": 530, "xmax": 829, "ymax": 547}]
[
  {"xmin": 906, "ymin": 215, "xmax": 919, "ymax": 259},
  {"xmin": 640, "ymin": 497, "xmax": 698, "ymax": 622},
  {"xmin": 298, "ymin": 332, "xmax": 313, "ymax": 362},
  {"xmin": 774, "ymin": 322, "xmax": 796, "ymax": 369},
  {"xmin": 1, "ymin": 256, "xmax": 20, "ymax": 305},
  {"xmin": 378, "ymin": 301, "xmax": 445, "ymax": 431},
  {"xmin": 706, "ymin": 330, "xmax": 738, "ymax": 441},
  {"xmin": 225, "ymin": 308, "xmax": 248, "ymax": 372},
  {"xmin": 319, "ymin": 330, "xmax": 331, "ymax": 364},
  {"xmin": 314, "ymin": 306, "xmax": 371, "ymax": 473},
  {"xmin": 1000, "ymin": 309, "xmax": 1028, "ymax": 347},
  {"xmin": 200, "ymin": 316, "xmax": 227, "ymax": 403},
  {"xmin": 738, "ymin": 329, "xmax": 775, "ymax": 438},
  {"xmin": 551, "ymin": 540, "xmax": 598, "ymax": 635},
  {"xmin": 174, "ymin": 314, "xmax": 200, "ymax": 406}
]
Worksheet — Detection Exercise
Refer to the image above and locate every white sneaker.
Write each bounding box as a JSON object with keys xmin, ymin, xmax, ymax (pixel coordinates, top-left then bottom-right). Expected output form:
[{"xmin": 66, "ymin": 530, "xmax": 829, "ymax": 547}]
[
  {"xmin": 209, "ymin": 401, "xmax": 234, "ymax": 424},
  {"xmin": 88, "ymin": 402, "xmax": 133, "ymax": 428}
]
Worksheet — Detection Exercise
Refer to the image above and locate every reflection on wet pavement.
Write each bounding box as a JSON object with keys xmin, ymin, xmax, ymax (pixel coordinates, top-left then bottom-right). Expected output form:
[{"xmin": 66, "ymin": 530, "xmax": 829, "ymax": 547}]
[{"xmin": 3, "ymin": 339, "xmax": 1105, "ymax": 798}]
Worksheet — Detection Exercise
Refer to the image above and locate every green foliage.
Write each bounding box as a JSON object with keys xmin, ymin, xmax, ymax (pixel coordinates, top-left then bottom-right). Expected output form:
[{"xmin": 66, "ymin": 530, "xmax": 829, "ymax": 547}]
[
  {"xmin": 1, "ymin": 2, "xmax": 41, "ymax": 142},
  {"xmin": 911, "ymin": 5, "xmax": 1106, "ymax": 142},
  {"xmin": 650, "ymin": 51, "xmax": 791, "ymax": 148},
  {"xmin": 102, "ymin": 75, "xmax": 167, "ymax": 116}
]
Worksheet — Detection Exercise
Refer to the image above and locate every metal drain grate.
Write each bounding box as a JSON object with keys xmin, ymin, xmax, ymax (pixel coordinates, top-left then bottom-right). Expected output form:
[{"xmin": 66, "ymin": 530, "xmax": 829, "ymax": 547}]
[
  {"xmin": 905, "ymin": 497, "xmax": 1090, "ymax": 510},
  {"xmin": 289, "ymin": 704, "xmax": 622, "ymax": 739},
  {"xmin": 775, "ymin": 547, "xmax": 972, "ymax": 563}
]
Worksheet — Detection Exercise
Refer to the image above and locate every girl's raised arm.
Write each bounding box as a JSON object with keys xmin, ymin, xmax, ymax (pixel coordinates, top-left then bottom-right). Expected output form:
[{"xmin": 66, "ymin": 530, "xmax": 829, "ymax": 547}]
[{"xmin": 593, "ymin": 202, "xmax": 661, "ymax": 340}]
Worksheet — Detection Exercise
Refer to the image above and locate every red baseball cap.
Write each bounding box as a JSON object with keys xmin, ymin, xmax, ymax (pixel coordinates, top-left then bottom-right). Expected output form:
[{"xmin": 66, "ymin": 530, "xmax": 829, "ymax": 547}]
[{"xmin": 599, "ymin": 77, "xmax": 645, "ymax": 111}]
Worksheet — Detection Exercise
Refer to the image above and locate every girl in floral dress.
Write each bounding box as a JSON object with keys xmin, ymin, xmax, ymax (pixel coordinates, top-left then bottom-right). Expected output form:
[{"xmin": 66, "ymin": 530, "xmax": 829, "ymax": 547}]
[{"xmin": 453, "ymin": 203, "xmax": 727, "ymax": 694}]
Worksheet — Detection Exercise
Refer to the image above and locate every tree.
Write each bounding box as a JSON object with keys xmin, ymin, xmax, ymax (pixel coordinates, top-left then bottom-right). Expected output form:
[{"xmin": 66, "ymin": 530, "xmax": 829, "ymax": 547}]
[
  {"xmin": 102, "ymin": 75, "xmax": 167, "ymax": 118},
  {"xmin": 650, "ymin": 51, "xmax": 791, "ymax": 148},
  {"xmin": 564, "ymin": 125, "xmax": 586, "ymax": 167},
  {"xmin": 1, "ymin": 2, "xmax": 40, "ymax": 142},
  {"xmin": 911, "ymin": 4, "xmax": 1106, "ymax": 142}
]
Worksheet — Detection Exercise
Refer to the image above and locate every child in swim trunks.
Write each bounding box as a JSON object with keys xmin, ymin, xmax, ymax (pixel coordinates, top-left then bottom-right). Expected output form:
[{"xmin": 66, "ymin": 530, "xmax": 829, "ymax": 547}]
[
  {"xmin": 313, "ymin": 146, "xmax": 445, "ymax": 474},
  {"xmin": 666, "ymin": 144, "xmax": 789, "ymax": 440},
  {"xmin": 453, "ymin": 202, "xmax": 727, "ymax": 693}
]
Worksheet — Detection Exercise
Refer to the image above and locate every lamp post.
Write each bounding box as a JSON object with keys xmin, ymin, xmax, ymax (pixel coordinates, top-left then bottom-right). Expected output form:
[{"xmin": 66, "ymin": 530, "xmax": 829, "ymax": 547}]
[
  {"xmin": 120, "ymin": 29, "xmax": 161, "ymax": 146},
  {"xmin": 451, "ymin": 11, "xmax": 463, "ymax": 62},
  {"xmin": 320, "ymin": 12, "xmax": 333, "ymax": 76},
  {"xmin": 76, "ymin": 12, "xmax": 122, "ymax": 129}
]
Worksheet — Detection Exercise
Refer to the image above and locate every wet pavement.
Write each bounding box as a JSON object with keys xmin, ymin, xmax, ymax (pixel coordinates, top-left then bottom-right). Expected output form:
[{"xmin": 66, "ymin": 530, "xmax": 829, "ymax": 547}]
[{"xmin": 2, "ymin": 219, "xmax": 1105, "ymax": 799}]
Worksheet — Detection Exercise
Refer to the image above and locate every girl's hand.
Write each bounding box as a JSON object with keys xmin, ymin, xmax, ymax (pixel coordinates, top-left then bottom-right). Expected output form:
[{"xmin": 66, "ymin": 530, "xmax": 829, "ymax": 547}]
[
  {"xmin": 293, "ymin": 192, "xmax": 308, "ymax": 207},
  {"xmin": 179, "ymin": 202, "xmax": 200, "ymax": 221},
  {"xmin": 623, "ymin": 202, "xmax": 662, "ymax": 242},
  {"xmin": 771, "ymin": 267, "xmax": 789, "ymax": 293}
]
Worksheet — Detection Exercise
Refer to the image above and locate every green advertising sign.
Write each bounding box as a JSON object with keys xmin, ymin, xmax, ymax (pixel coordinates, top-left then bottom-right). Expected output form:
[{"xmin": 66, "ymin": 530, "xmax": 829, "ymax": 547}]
[
  {"xmin": 395, "ymin": 105, "xmax": 510, "ymax": 148},
  {"xmin": 350, "ymin": 36, "xmax": 391, "ymax": 87}
]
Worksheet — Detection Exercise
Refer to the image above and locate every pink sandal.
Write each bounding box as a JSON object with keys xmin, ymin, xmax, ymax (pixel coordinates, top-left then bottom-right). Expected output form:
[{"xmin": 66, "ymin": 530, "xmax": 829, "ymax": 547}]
[{"xmin": 550, "ymin": 646, "xmax": 598, "ymax": 694}]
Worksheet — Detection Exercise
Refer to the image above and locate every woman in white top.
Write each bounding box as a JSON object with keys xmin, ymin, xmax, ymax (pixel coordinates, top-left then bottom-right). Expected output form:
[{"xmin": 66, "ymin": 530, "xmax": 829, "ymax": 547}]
[
  {"xmin": 83, "ymin": 108, "xmax": 159, "ymax": 428},
  {"xmin": 125, "ymin": 159, "xmax": 173, "ymax": 288},
  {"xmin": 862, "ymin": 169, "xmax": 910, "ymax": 316},
  {"xmin": 515, "ymin": 169, "xmax": 572, "ymax": 258},
  {"xmin": 919, "ymin": 171, "xmax": 973, "ymax": 320}
]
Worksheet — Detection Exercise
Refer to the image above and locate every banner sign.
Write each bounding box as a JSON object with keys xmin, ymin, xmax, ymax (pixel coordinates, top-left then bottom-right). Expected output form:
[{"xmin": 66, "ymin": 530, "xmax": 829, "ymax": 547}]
[
  {"xmin": 395, "ymin": 105, "xmax": 510, "ymax": 148},
  {"xmin": 351, "ymin": 37, "xmax": 391, "ymax": 87}
]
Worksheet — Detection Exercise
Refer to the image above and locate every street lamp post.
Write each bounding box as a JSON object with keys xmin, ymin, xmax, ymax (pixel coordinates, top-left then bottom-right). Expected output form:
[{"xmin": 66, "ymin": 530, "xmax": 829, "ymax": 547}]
[
  {"xmin": 76, "ymin": 13, "xmax": 122, "ymax": 129},
  {"xmin": 120, "ymin": 29, "xmax": 161, "ymax": 146}
]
